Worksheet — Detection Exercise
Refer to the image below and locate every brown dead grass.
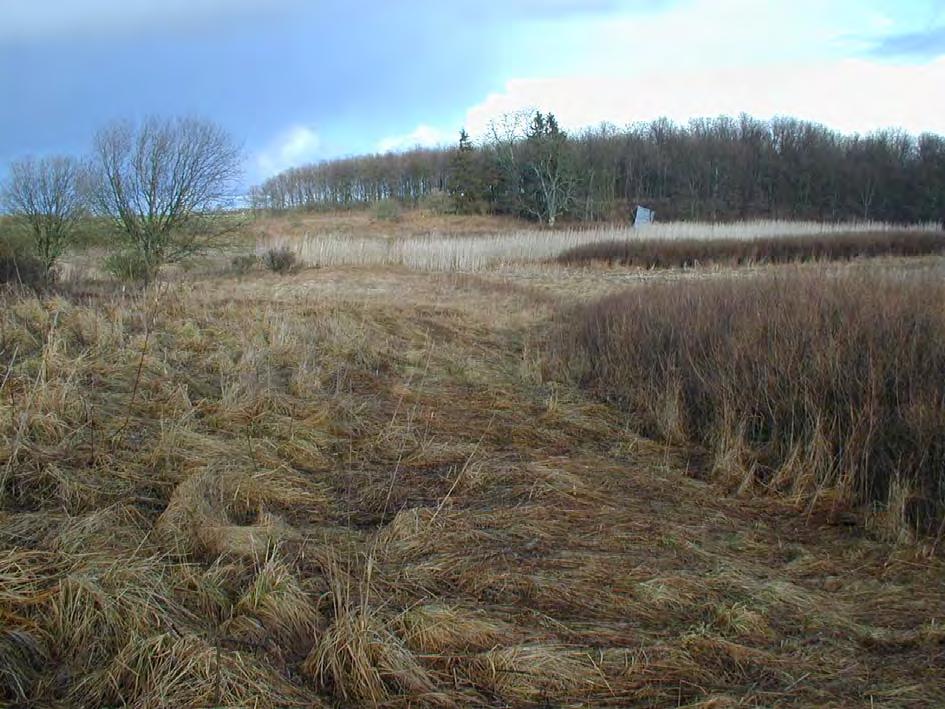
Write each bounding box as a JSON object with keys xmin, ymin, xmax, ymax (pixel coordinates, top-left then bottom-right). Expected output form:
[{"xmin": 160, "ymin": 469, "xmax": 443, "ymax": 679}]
[
  {"xmin": 0, "ymin": 261, "xmax": 943, "ymax": 706},
  {"xmin": 554, "ymin": 267, "xmax": 945, "ymax": 542},
  {"xmin": 557, "ymin": 228, "xmax": 945, "ymax": 268},
  {"xmin": 251, "ymin": 207, "xmax": 534, "ymax": 241}
]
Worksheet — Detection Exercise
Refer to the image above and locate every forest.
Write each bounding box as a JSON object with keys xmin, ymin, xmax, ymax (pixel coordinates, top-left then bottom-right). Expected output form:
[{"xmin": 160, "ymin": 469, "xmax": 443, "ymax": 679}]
[{"xmin": 250, "ymin": 113, "xmax": 945, "ymax": 225}]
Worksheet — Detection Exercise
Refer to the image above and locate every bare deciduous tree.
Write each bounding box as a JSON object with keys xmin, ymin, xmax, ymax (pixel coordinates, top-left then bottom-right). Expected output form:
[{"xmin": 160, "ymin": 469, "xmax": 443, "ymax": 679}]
[
  {"xmin": 92, "ymin": 116, "xmax": 242, "ymax": 279},
  {"xmin": 1, "ymin": 155, "xmax": 86, "ymax": 277},
  {"xmin": 523, "ymin": 112, "xmax": 575, "ymax": 227}
]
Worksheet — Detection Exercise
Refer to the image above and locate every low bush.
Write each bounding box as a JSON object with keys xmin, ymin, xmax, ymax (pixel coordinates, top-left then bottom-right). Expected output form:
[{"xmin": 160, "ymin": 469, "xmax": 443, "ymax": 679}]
[
  {"xmin": 230, "ymin": 254, "xmax": 258, "ymax": 275},
  {"xmin": 0, "ymin": 252, "xmax": 50, "ymax": 290},
  {"xmin": 0, "ymin": 236, "xmax": 51, "ymax": 290},
  {"xmin": 372, "ymin": 199, "xmax": 402, "ymax": 222},
  {"xmin": 418, "ymin": 190, "xmax": 454, "ymax": 215},
  {"xmin": 261, "ymin": 247, "xmax": 297, "ymax": 274},
  {"xmin": 104, "ymin": 250, "xmax": 153, "ymax": 283},
  {"xmin": 554, "ymin": 269, "xmax": 945, "ymax": 540},
  {"xmin": 557, "ymin": 230, "xmax": 945, "ymax": 269}
]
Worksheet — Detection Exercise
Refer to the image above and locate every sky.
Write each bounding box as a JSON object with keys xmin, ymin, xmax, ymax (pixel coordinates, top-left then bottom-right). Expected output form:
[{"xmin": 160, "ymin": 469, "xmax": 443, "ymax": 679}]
[{"xmin": 1, "ymin": 0, "xmax": 944, "ymax": 188}]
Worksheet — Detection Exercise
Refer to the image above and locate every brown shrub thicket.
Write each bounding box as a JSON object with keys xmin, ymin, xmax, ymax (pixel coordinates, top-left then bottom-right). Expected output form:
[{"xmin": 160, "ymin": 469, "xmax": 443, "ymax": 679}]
[
  {"xmin": 556, "ymin": 230, "xmax": 945, "ymax": 269},
  {"xmin": 0, "ymin": 251, "xmax": 50, "ymax": 290},
  {"xmin": 262, "ymin": 246, "xmax": 298, "ymax": 273},
  {"xmin": 554, "ymin": 269, "xmax": 945, "ymax": 540}
]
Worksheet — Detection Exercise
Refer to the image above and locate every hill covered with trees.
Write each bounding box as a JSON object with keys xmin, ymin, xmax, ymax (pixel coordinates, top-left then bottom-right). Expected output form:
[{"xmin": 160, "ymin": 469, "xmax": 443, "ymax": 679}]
[{"xmin": 250, "ymin": 113, "xmax": 945, "ymax": 225}]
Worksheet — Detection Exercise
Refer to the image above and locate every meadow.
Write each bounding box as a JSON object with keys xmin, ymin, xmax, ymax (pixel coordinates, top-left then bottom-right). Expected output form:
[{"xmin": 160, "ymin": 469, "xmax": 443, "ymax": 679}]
[{"xmin": 1, "ymin": 210, "xmax": 944, "ymax": 707}]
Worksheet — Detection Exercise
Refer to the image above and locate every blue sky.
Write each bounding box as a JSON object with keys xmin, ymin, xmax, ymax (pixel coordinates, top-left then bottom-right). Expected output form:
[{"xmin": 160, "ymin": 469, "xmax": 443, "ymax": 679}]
[{"xmin": 1, "ymin": 0, "xmax": 944, "ymax": 187}]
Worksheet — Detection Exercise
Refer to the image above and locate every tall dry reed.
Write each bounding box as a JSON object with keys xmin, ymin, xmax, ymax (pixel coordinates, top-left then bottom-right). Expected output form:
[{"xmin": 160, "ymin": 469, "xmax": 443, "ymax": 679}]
[
  {"xmin": 555, "ymin": 268, "xmax": 945, "ymax": 540},
  {"xmin": 557, "ymin": 230, "xmax": 945, "ymax": 269},
  {"xmin": 258, "ymin": 220, "xmax": 936, "ymax": 272}
]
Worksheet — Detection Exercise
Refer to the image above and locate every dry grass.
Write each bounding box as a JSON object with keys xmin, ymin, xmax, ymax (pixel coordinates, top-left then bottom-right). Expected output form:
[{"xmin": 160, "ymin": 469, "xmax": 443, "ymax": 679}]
[
  {"xmin": 554, "ymin": 267, "xmax": 945, "ymax": 541},
  {"xmin": 251, "ymin": 207, "xmax": 532, "ymax": 240},
  {"xmin": 396, "ymin": 603, "xmax": 513, "ymax": 653},
  {"xmin": 301, "ymin": 557, "xmax": 446, "ymax": 705},
  {"xmin": 1, "ymin": 257, "xmax": 943, "ymax": 706},
  {"xmin": 467, "ymin": 644, "xmax": 611, "ymax": 702},
  {"xmin": 557, "ymin": 229, "xmax": 945, "ymax": 268},
  {"xmin": 225, "ymin": 549, "xmax": 321, "ymax": 651},
  {"xmin": 257, "ymin": 219, "xmax": 929, "ymax": 272},
  {"xmin": 156, "ymin": 464, "xmax": 328, "ymax": 558}
]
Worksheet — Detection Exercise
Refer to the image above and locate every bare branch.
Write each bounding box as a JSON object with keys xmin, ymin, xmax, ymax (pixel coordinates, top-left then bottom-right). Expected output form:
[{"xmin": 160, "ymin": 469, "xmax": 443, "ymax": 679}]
[
  {"xmin": 1, "ymin": 155, "xmax": 86, "ymax": 277},
  {"xmin": 90, "ymin": 116, "xmax": 243, "ymax": 280}
]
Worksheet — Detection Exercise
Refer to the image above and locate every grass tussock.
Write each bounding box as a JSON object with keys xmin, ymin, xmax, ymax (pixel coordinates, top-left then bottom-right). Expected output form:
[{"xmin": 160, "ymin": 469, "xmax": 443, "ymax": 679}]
[
  {"xmin": 302, "ymin": 560, "xmax": 443, "ymax": 705},
  {"xmin": 78, "ymin": 631, "xmax": 315, "ymax": 708},
  {"xmin": 261, "ymin": 246, "xmax": 298, "ymax": 273},
  {"xmin": 45, "ymin": 555, "xmax": 186, "ymax": 662},
  {"xmin": 555, "ymin": 268, "xmax": 945, "ymax": 540},
  {"xmin": 225, "ymin": 549, "xmax": 321, "ymax": 652},
  {"xmin": 396, "ymin": 603, "xmax": 512, "ymax": 653},
  {"xmin": 557, "ymin": 229, "xmax": 945, "ymax": 269},
  {"xmin": 467, "ymin": 644, "xmax": 609, "ymax": 702}
]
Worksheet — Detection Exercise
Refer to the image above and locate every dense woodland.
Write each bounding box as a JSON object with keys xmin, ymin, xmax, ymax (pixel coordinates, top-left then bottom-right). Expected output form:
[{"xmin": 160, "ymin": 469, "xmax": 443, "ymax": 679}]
[{"xmin": 250, "ymin": 113, "xmax": 945, "ymax": 224}]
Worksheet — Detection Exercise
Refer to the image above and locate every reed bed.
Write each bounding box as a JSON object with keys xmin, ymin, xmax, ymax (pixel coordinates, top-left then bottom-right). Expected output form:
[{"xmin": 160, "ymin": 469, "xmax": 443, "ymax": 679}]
[
  {"xmin": 558, "ymin": 229, "xmax": 945, "ymax": 268},
  {"xmin": 257, "ymin": 220, "xmax": 935, "ymax": 271},
  {"xmin": 554, "ymin": 267, "xmax": 945, "ymax": 541}
]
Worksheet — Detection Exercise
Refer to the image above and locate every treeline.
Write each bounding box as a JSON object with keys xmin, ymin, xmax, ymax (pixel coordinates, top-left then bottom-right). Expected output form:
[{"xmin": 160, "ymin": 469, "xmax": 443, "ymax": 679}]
[{"xmin": 251, "ymin": 113, "xmax": 945, "ymax": 224}]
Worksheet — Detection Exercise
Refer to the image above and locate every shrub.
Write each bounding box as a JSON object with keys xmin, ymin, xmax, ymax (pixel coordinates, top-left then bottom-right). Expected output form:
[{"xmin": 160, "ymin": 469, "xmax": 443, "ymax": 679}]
[
  {"xmin": 372, "ymin": 199, "xmax": 402, "ymax": 222},
  {"xmin": 0, "ymin": 251, "xmax": 50, "ymax": 290},
  {"xmin": 262, "ymin": 247, "xmax": 297, "ymax": 274},
  {"xmin": 0, "ymin": 235, "xmax": 51, "ymax": 290},
  {"xmin": 557, "ymin": 230, "xmax": 945, "ymax": 269},
  {"xmin": 230, "ymin": 254, "xmax": 258, "ymax": 275},
  {"xmin": 418, "ymin": 190, "xmax": 454, "ymax": 215},
  {"xmin": 554, "ymin": 269, "xmax": 945, "ymax": 540},
  {"xmin": 104, "ymin": 250, "xmax": 154, "ymax": 283}
]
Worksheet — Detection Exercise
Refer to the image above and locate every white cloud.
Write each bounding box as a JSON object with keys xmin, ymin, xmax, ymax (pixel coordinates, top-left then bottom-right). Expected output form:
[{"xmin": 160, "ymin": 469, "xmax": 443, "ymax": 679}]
[
  {"xmin": 377, "ymin": 124, "xmax": 451, "ymax": 153},
  {"xmin": 462, "ymin": 57, "xmax": 945, "ymax": 139},
  {"xmin": 255, "ymin": 125, "xmax": 322, "ymax": 178}
]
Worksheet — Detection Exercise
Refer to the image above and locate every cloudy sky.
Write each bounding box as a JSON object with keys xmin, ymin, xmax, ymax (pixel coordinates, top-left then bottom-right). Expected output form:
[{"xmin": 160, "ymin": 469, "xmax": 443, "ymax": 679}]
[{"xmin": 1, "ymin": 0, "xmax": 944, "ymax": 186}]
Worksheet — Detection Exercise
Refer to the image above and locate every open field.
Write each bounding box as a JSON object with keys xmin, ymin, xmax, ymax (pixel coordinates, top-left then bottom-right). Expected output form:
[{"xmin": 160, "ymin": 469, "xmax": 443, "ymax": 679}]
[
  {"xmin": 2, "ymin": 228, "xmax": 945, "ymax": 706},
  {"xmin": 6, "ymin": 1, "xmax": 945, "ymax": 703}
]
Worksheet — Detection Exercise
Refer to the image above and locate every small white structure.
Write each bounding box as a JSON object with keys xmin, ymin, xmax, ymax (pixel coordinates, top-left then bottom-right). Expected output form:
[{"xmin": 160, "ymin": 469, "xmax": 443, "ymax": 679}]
[{"xmin": 634, "ymin": 205, "xmax": 655, "ymax": 227}]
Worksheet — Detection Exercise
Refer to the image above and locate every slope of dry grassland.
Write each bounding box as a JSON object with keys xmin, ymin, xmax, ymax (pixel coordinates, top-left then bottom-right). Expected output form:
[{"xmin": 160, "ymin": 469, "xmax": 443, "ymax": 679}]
[
  {"xmin": 251, "ymin": 208, "xmax": 533, "ymax": 241},
  {"xmin": 1, "ymin": 265, "xmax": 943, "ymax": 707}
]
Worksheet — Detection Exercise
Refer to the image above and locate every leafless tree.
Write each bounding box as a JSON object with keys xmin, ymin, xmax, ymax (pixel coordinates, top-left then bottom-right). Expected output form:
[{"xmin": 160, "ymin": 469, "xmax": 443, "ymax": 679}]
[
  {"xmin": 91, "ymin": 116, "xmax": 242, "ymax": 279},
  {"xmin": 488, "ymin": 110, "xmax": 532, "ymax": 165},
  {"xmin": 522, "ymin": 113, "xmax": 576, "ymax": 227},
  {"xmin": 1, "ymin": 155, "xmax": 86, "ymax": 277}
]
